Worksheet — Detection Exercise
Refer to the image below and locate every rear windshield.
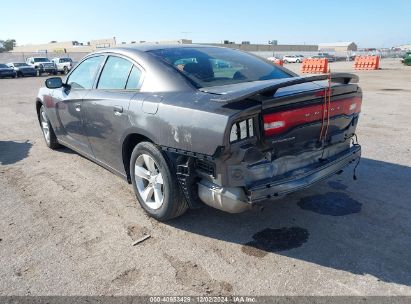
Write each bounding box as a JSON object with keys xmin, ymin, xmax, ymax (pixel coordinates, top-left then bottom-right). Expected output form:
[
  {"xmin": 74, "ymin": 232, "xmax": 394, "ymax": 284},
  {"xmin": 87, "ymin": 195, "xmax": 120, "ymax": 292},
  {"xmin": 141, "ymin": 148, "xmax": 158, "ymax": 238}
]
[
  {"xmin": 59, "ymin": 58, "xmax": 72, "ymax": 63},
  {"xmin": 149, "ymin": 47, "xmax": 291, "ymax": 88}
]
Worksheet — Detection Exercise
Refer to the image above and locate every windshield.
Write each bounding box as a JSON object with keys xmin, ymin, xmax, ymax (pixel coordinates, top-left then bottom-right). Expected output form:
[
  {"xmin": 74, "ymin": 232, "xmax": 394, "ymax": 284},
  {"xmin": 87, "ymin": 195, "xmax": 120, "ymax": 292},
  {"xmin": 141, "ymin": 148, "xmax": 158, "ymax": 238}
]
[
  {"xmin": 34, "ymin": 58, "xmax": 50, "ymax": 62},
  {"xmin": 0, "ymin": 64, "xmax": 8, "ymax": 68},
  {"xmin": 14, "ymin": 63, "xmax": 29, "ymax": 67},
  {"xmin": 149, "ymin": 47, "xmax": 291, "ymax": 88}
]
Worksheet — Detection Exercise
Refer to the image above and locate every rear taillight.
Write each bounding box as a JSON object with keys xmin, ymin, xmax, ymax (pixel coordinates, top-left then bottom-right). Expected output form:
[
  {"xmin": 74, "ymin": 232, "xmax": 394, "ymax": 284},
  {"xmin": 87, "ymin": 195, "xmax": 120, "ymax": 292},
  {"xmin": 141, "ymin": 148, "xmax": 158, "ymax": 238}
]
[{"xmin": 263, "ymin": 97, "xmax": 362, "ymax": 137}]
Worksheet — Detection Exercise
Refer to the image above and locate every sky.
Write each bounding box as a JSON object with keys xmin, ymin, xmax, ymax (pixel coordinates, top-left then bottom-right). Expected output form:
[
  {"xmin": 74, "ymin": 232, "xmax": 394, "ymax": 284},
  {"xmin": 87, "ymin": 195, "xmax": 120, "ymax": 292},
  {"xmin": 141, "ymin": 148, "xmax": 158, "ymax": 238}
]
[{"xmin": 0, "ymin": 0, "xmax": 410, "ymax": 48}]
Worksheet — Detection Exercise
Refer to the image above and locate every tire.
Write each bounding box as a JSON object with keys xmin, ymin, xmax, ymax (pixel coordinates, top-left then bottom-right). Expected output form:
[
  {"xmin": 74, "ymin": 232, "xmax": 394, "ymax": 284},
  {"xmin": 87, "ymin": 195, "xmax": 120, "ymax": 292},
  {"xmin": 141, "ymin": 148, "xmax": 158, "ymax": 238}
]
[
  {"xmin": 39, "ymin": 105, "xmax": 60, "ymax": 149},
  {"xmin": 296, "ymin": 60, "xmax": 301, "ymax": 63},
  {"xmin": 36, "ymin": 69, "xmax": 42, "ymax": 77},
  {"xmin": 63, "ymin": 66, "xmax": 69, "ymax": 75},
  {"xmin": 130, "ymin": 142, "xmax": 188, "ymax": 221}
]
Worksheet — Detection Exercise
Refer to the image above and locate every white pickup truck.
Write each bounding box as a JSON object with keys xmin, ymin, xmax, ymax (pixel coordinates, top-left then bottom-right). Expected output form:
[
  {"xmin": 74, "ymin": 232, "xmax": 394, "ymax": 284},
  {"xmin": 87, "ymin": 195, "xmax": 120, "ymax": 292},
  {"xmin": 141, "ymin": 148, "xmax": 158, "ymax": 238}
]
[
  {"xmin": 51, "ymin": 57, "xmax": 73, "ymax": 75},
  {"xmin": 26, "ymin": 57, "xmax": 58, "ymax": 76}
]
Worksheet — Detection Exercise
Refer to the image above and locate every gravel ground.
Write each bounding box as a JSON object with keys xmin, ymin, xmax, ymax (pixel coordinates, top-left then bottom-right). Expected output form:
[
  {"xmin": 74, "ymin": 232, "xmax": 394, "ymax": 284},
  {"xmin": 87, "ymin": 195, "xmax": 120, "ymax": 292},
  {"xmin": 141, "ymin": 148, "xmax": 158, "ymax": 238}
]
[{"xmin": 0, "ymin": 59, "xmax": 410, "ymax": 296}]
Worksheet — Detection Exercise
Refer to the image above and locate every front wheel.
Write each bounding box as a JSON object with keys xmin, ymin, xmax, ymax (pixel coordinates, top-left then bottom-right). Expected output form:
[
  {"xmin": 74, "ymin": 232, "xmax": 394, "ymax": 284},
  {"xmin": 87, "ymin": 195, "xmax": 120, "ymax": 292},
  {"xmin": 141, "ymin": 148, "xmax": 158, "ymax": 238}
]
[{"xmin": 130, "ymin": 142, "xmax": 188, "ymax": 221}]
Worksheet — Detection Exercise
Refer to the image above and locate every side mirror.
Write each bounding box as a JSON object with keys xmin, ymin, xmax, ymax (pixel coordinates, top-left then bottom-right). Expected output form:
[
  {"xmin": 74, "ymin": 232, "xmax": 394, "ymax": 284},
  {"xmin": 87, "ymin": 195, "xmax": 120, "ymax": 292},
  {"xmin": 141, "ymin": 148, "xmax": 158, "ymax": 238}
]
[{"xmin": 45, "ymin": 77, "xmax": 63, "ymax": 89}]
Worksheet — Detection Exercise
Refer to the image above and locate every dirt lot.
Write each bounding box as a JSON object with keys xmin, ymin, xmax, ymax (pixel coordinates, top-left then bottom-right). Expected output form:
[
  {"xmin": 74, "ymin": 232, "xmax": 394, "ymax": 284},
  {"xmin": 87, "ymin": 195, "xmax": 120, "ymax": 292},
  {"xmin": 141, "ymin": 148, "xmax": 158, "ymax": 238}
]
[{"xmin": 0, "ymin": 59, "xmax": 410, "ymax": 296}]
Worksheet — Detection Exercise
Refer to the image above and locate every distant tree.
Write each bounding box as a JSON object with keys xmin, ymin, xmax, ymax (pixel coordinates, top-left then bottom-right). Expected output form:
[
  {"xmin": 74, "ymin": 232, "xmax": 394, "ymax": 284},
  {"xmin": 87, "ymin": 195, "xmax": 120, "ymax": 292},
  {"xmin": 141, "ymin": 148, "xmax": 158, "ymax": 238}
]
[
  {"xmin": 50, "ymin": 40, "xmax": 57, "ymax": 43},
  {"xmin": 2, "ymin": 39, "xmax": 16, "ymax": 51},
  {"xmin": 0, "ymin": 40, "xmax": 5, "ymax": 52}
]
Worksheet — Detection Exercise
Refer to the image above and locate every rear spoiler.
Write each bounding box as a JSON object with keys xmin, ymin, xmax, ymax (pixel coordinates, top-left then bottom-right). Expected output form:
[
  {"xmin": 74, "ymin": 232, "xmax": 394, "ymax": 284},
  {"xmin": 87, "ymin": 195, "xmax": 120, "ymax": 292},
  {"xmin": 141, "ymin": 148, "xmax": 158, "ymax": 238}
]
[{"xmin": 203, "ymin": 73, "xmax": 359, "ymax": 103}]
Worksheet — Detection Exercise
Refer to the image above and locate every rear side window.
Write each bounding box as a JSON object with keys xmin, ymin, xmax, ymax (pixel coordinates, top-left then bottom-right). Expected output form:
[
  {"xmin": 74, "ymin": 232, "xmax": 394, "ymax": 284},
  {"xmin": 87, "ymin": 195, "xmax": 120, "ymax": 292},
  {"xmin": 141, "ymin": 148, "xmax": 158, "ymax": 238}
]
[
  {"xmin": 149, "ymin": 47, "xmax": 291, "ymax": 88},
  {"xmin": 126, "ymin": 66, "xmax": 142, "ymax": 89},
  {"xmin": 67, "ymin": 56, "xmax": 104, "ymax": 89},
  {"xmin": 97, "ymin": 56, "xmax": 133, "ymax": 90}
]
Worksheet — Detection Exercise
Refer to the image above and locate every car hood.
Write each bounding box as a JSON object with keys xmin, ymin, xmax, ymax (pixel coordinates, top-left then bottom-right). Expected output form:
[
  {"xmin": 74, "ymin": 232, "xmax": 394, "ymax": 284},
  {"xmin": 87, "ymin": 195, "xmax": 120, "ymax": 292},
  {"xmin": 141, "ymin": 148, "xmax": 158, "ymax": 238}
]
[
  {"xmin": 16, "ymin": 66, "xmax": 35, "ymax": 70},
  {"xmin": 38, "ymin": 62, "xmax": 55, "ymax": 66},
  {"xmin": 0, "ymin": 67, "xmax": 14, "ymax": 71}
]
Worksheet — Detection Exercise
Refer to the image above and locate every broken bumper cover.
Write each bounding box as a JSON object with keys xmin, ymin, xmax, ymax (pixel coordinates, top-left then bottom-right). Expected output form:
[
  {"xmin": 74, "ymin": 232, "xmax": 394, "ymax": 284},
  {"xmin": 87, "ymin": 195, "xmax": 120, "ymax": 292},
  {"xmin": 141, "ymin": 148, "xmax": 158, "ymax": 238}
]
[
  {"xmin": 248, "ymin": 145, "xmax": 361, "ymax": 202},
  {"xmin": 198, "ymin": 145, "xmax": 361, "ymax": 213}
]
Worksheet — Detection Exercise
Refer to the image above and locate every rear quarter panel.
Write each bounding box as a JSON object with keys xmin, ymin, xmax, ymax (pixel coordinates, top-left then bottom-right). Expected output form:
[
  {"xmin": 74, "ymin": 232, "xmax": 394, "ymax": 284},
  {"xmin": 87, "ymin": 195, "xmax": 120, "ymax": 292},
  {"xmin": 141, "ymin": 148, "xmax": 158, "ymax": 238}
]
[{"xmin": 127, "ymin": 91, "xmax": 233, "ymax": 156}]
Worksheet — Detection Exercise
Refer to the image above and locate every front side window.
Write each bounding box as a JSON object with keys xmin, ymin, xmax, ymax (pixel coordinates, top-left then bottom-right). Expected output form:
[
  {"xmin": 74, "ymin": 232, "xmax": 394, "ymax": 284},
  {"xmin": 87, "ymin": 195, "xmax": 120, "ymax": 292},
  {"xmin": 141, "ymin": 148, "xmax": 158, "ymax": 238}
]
[
  {"xmin": 67, "ymin": 56, "xmax": 104, "ymax": 89},
  {"xmin": 97, "ymin": 56, "xmax": 133, "ymax": 89},
  {"xmin": 149, "ymin": 47, "xmax": 291, "ymax": 88}
]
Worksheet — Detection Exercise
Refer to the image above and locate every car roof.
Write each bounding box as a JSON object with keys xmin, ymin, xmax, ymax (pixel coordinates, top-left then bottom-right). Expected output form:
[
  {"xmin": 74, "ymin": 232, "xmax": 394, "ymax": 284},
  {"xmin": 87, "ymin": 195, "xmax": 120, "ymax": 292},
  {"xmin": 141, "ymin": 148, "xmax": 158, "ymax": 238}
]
[{"xmin": 92, "ymin": 44, "xmax": 226, "ymax": 57}]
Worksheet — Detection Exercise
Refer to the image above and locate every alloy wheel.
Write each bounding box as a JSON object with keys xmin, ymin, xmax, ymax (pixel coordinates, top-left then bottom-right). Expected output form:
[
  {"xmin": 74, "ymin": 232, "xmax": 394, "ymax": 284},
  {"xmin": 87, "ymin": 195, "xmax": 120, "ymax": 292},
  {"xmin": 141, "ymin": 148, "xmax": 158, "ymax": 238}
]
[
  {"xmin": 134, "ymin": 154, "xmax": 164, "ymax": 210},
  {"xmin": 40, "ymin": 109, "xmax": 50, "ymax": 144}
]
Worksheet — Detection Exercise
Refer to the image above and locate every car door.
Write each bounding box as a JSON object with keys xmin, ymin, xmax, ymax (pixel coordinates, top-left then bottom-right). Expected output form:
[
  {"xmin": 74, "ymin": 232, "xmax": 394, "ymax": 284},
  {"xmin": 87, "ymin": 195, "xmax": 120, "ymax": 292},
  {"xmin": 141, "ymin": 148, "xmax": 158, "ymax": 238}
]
[
  {"xmin": 52, "ymin": 55, "xmax": 105, "ymax": 156},
  {"xmin": 83, "ymin": 55, "xmax": 144, "ymax": 173}
]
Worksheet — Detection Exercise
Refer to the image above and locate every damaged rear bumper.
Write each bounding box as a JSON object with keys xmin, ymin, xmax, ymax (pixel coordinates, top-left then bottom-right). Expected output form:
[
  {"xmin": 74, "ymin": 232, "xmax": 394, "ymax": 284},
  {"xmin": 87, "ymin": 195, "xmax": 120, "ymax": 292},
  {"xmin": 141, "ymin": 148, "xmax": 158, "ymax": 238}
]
[
  {"xmin": 198, "ymin": 145, "xmax": 361, "ymax": 213},
  {"xmin": 248, "ymin": 145, "xmax": 361, "ymax": 201}
]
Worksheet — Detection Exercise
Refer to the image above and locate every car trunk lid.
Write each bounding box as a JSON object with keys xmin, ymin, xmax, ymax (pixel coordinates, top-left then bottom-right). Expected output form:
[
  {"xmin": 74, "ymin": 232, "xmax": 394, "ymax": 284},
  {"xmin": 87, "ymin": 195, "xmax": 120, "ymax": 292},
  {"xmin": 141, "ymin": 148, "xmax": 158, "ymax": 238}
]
[{"xmin": 202, "ymin": 73, "xmax": 361, "ymax": 157}]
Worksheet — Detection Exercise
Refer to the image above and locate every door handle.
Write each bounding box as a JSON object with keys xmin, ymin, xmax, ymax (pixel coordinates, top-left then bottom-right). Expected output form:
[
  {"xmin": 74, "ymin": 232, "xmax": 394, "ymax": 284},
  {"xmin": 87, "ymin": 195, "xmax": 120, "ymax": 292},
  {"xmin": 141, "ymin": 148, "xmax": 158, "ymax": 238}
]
[
  {"xmin": 75, "ymin": 103, "xmax": 81, "ymax": 112},
  {"xmin": 114, "ymin": 105, "xmax": 123, "ymax": 115}
]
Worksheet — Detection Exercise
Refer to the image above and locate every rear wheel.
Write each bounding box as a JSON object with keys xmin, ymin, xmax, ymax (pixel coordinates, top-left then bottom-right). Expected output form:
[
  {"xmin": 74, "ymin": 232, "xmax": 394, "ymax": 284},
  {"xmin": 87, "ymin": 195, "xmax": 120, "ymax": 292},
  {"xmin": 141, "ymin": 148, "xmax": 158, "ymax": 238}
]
[
  {"xmin": 39, "ymin": 105, "xmax": 60, "ymax": 149},
  {"xmin": 63, "ymin": 66, "xmax": 69, "ymax": 75},
  {"xmin": 130, "ymin": 142, "xmax": 188, "ymax": 221}
]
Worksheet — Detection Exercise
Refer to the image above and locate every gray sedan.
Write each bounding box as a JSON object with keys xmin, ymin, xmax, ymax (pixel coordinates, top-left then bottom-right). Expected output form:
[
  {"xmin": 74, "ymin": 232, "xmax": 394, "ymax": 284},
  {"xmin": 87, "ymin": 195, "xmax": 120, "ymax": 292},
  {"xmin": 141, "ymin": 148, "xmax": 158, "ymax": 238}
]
[{"xmin": 36, "ymin": 45, "xmax": 361, "ymax": 221}]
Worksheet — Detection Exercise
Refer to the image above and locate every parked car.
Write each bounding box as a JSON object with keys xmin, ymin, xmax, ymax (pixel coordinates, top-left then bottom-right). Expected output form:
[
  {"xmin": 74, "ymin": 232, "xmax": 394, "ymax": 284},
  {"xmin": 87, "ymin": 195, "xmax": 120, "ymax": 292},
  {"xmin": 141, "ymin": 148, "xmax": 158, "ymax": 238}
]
[
  {"xmin": 402, "ymin": 52, "xmax": 411, "ymax": 66},
  {"xmin": 267, "ymin": 56, "xmax": 281, "ymax": 62},
  {"xmin": 283, "ymin": 55, "xmax": 304, "ymax": 63},
  {"xmin": 313, "ymin": 53, "xmax": 336, "ymax": 62},
  {"xmin": 36, "ymin": 45, "xmax": 362, "ymax": 221},
  {"xmin": 0, "ymin": 64, "xmax": 17, "ymax": 78},
  {"xmin": 7, "ymin": 62, "xmax": 37, "ymax": 77},
  {"xmin": 51, "ymin": 57, "xmax": 73, "ymax": 75},
  {"xmin": 26, "ymin": 57, "xmax": 57, "ymax": 76}
]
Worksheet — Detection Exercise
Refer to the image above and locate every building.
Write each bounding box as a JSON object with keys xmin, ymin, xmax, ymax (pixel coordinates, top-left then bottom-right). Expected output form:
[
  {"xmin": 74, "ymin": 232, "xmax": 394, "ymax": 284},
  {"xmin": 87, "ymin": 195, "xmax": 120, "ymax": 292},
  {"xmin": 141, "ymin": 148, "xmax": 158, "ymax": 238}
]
[
  {"xmin": 397, "ymin": 44, "xmax": 411, "ymax": 50},
  {"xmin": 11, "ymin": 37, "xmax": 320, "ymax": 56},
  {"xmin": 143, "ymin": 39, "xmax": 192, "ymax": 44},
  {"xmin": 318, "ymin": 42, "xmax": 358, "ymax": 52},
  {"xmin": 204, "ymin": 43, "xmax": 318, "ymax": 53},
  {"xmin": 12, "ymin": 38, "xmax": 116, "ymax": 53}
]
